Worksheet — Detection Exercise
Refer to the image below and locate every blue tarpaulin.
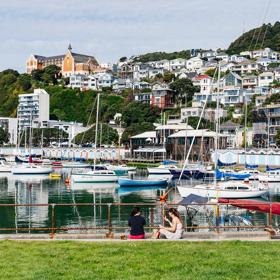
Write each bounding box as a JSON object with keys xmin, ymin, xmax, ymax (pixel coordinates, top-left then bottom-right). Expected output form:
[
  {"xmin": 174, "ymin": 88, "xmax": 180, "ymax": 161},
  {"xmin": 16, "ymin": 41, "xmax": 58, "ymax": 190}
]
[{"xmin": 217, "ymin": 159, "xmax": 236, "ymax": 167}]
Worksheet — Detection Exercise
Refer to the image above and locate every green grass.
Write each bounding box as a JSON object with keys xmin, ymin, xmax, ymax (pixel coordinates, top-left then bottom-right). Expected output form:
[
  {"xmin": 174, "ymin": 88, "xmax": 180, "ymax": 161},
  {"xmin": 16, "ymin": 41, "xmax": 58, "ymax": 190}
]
[
  {"xmin": 0, "ymin": 241, "xmax": 279, "ymax": 279},
  {"xmin": 126, "ymin": 162, "xmax": 159, "ymax": 168}
]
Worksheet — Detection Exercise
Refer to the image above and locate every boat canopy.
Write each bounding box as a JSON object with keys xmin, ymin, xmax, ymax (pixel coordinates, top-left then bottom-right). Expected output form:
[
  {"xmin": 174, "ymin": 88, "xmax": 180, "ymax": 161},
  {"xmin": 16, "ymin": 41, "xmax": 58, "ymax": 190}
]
[
  {"xmin": 161, "ymin": 160, "xmax": 178, "ymax": 165},
  {"xmin": 266, "ymin": 166, "xmax": 280, "ymax": 172},
  {"xmin": 215, "ymin": 168, "xmax": 251, "ymax": 180},
  {"xmin": 217, "ymin": 159, "xmax": 236, "ymax": 167},
  {"xmin": 245, "ymin": 163, "xmax": 258, "ymax": 169},
  {"xmin": 179, "ymin": 194, "xmax": 208, "ymax": 205}
]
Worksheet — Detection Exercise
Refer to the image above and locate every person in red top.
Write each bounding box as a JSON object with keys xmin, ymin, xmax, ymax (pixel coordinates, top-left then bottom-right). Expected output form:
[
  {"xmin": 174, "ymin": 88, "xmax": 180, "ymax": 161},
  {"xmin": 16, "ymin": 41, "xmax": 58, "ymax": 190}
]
[{"xmin": 128, "ymin": 207, "xmax": 146, "ymax": 239}]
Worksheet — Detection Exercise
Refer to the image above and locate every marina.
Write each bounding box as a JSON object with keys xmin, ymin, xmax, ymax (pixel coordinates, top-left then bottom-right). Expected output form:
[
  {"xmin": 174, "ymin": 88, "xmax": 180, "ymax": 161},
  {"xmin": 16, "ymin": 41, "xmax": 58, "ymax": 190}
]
[{"xmin": 0, "ymin": 164, "xmax": 280, "ymax": 239}]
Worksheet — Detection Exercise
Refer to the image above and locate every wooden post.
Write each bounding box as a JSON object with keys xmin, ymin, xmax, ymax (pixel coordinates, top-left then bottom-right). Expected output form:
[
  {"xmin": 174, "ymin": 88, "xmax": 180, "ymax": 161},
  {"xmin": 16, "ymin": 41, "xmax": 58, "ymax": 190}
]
[{"xmin": 51, "ymin": 204, "xmax": 55, "ymax": 239}]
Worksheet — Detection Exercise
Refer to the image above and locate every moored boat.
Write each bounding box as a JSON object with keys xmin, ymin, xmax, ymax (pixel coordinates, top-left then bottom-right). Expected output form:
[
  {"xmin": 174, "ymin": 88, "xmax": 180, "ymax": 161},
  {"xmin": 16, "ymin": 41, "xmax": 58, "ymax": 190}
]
[
  {"xmin": 62, "ymin": 162, "xmax": 91, "ymax": 168},
  {"xmin": 258, "ymin": 170, "xmax": 280, "ymax": 182},
  {"xmin": 177, "ymin": 181, "xmax": 268, "ymax": 199},
  {"xmin": 118, "ymin": 178, "xmax": 168, "ymax": 187},
  {"xmin": 11, "ymin": 164, "xmax": 53, "ymax": 175},
  {"xmin": 71, "ymin": 170, "xmax": 118, "ymax": 183}
]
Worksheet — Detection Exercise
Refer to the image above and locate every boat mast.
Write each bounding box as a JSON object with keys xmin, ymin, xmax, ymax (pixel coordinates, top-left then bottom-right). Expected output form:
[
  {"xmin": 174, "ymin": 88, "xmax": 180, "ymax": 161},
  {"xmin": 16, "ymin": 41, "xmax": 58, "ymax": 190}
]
[
  {"xmin": 244, "ymin": 99, "xmax": 248, "ymax": 165},
  {"xmin": 93, "ymin": 93, "xmax": 100, "ymax": 171},
  {"xmin": 214, "ymin": 61, "xmax": 221, "ymax": 188}
]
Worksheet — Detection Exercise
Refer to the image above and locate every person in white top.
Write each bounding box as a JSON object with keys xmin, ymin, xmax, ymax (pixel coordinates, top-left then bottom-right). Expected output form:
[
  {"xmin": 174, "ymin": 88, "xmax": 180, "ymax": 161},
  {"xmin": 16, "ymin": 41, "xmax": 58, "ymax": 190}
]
[{"xmin": 159, "ymin": 208, "xmax": 183, "ymax": 239}]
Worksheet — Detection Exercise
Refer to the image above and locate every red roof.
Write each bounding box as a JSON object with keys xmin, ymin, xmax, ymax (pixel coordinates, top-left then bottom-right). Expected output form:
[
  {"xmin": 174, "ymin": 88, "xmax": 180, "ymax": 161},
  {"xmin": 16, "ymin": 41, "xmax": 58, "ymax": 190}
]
[{"xmin": 194, "ymin": 75, "xmax": 210, "ymax": 80}]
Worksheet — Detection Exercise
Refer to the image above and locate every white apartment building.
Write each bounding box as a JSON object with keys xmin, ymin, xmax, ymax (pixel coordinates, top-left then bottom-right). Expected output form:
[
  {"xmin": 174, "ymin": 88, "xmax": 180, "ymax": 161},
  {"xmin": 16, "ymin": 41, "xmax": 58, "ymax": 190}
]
[
  {"xmin": 169, "ymin": 58, "xmax": 187, "ymax": 71},
  {"xmin": 0, "ymin": 117, "xmax": 18, "ymax": 145},
  {"xmin": 41, "ymin": 120, "xmax": 87, "ymax": 143},
  {"xmin": 69, "ymin": 73, "xmax": 113, "ymax": 90},
  {"xmin": 186, "ymin": 57, "xmax": 203, "ymax": 72},
  {"xmin": 17, "ymin": 89, "xmax": 49, "ymax": 132},
  {"xmin": 258, "ymin": 72, "xmax": 274, "ymax": 87}
]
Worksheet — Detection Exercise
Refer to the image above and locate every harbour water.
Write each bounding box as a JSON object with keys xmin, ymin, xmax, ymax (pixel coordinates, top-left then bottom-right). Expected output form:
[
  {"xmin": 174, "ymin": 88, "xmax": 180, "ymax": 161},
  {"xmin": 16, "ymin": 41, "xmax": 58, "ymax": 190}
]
[{"xmin": 0, "ymin": 168, "xmax": 280, "ymax": 235}]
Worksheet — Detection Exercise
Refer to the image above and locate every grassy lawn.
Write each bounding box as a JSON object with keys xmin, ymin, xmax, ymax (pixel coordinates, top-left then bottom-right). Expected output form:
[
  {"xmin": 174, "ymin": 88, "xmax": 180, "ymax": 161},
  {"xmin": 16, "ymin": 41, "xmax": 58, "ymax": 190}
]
[{"xmin": 0, "ymin": 240, "xmax": 279, "ymax": 280}]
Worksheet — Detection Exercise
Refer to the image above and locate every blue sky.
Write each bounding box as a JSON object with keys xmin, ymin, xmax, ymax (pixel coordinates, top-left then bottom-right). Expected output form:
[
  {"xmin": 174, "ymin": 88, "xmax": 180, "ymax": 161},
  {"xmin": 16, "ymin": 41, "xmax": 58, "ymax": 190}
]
[{"xmin": 0, "ymin": 0, "xmax": 279, "ymax": 72}]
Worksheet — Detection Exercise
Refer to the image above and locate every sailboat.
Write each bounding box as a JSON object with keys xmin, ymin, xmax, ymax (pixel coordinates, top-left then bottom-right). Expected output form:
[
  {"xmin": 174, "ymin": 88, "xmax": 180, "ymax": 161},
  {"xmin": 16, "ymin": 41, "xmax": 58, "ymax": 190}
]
[
  {"xmin": 71, "ymin": 93, "xmax": 118, "ymax": 183},
  {"xmin": 0, "ymin": 158, "xmax": 12, "ymax": 172},
  {"xmin": 177, "ymin": 63, "xmax": 268, "ymax": 199},
  {"xmin": 11, "ymin": 156, "xmax": 52, "ymax": 175}
]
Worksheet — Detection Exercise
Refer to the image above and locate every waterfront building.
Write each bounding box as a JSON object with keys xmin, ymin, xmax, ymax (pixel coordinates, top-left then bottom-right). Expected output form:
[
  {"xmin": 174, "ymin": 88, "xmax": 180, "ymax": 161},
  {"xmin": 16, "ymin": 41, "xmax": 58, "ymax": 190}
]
[
  {"xmin": 0, "ymin": 117, "xmax": 18, "ymax": 145},
  {"xmin": 252, "ymin": 104, "xmax": 280, "ymax": 147},
  {"xmin": 219, "ymin": 121, "xmax": 242, "ymax": 148},
  {"xmin": 166, "ymin": 129, "xmax": 227, "ymax": 161},
  {"xmin": 17, "ymin": 89, "xmax": 49, "ymax": 133}
]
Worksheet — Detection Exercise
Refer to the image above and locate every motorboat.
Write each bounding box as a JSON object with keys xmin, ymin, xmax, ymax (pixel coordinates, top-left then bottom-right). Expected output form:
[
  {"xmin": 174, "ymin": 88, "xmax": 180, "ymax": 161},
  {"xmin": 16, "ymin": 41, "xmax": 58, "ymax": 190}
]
[
  {"xmin": 147, "ymin": 164, "xmax": 177, "ymax": 175},
  {"xmin": 0, "ymin": 159, "xmax": 12, "ymax": 172},
  {"xmin": 11, "ymin": 164, "xmax": 53, "ymax": 175},
  {"xmin": 118, "ymin": 177, "xmax": 168, "ymax": 187},
  {"xmin": 105, "ymin": 164, "xmax": 136, "ymax": 175},
  {"xmin": 177, "ymin": 181, "xmax": 268, "ymax": 199},
  {"xmin": 71, "ymin": 170, "xmax": 118, "ymax": 183},
  {"xmin": 258, "ymin": 170, "xmax": 280, "ymax": 182}
]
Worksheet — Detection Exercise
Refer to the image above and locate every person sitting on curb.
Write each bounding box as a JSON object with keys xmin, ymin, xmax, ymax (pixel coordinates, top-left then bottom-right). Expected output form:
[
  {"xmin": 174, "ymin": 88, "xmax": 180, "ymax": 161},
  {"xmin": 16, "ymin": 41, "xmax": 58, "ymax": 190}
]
[
  {"xmin": 157, "ymin": 208, "xmax": 183, "ymax": 239},
  {"xmin": 128, "ymin": 207, "xmax": 146, "ymax": 239}
]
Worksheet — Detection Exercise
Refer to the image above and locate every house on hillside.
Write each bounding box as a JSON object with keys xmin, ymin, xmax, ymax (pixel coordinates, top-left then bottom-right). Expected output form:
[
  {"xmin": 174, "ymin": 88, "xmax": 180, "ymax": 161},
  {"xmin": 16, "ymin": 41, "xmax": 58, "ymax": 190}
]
[
  {"xmin": 258, "ymin": 72, "xmax": 274, "ymax": 87},
  {"xmin": 222, "ymin": 72, "xmax": 243, "ymax": 105},
  {"xmin": 151, "ymin": 83, "xmax": 175, "ymax": 109}
]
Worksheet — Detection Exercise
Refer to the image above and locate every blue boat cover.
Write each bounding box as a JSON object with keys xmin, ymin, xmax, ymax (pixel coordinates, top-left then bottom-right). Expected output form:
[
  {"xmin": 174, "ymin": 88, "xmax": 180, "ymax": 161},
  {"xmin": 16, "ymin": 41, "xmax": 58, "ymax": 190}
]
[
  {"xmin": 217, "ymin": 159, "xmax": 236, "ymax": 167},
  {"xmin": 215, "ymin": 169, "xmax": 250, "ymax": 180},
  {"xmin": 161, "ymin": 160, "xmax": 178, "ymax": 165},
  {"xmin": 179, "ymin": 194, "xmax": 208, "ymax": 204},
  {"xmin": 266, "ymin": 166, "xmax": 280, "ymax": 172},
  {"xmin": 245, "ymin": 163, "xmax": 258, "ymax": 169}
]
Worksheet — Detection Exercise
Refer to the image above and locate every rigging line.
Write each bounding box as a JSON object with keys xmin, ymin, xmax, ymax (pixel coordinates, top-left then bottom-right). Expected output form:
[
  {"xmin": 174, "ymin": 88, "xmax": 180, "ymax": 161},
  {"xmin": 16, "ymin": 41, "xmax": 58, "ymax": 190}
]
[
  {"xmin": 253, "ymin": 0, "xmax": 272, "ymax": 50},
  {"xmin": 260, "ymin": 0, "xmax": 272, "ymax": 49},
  {"xmin": 79, "ymin": 94, "xmax": 98, "ymax": 146},
  {"xmin": 178, "ymin": 66, "xmax": 218, "ymax": 183}
]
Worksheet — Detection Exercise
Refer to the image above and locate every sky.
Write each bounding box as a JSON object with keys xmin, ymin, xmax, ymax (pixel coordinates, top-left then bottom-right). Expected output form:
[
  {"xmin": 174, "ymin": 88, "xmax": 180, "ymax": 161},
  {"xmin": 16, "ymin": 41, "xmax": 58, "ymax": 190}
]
[{"xmin": 0, "ymin": 0, "xmax": 279, "ymax": 72}]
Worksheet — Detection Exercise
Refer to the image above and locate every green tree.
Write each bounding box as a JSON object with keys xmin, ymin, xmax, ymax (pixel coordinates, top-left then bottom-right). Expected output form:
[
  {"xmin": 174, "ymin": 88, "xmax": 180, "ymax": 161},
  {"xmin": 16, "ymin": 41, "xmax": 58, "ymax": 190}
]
[
  {"xmin": 170, "ymin": 78, "xmax": 199, "ymax": 105},
  {"xmin": 73, "ymin": 124, "xmax": 119, "ymax": 146},
  {"xmin": 0, "ymin": 127, "xmax": 9, "ymax": 145},
  {"xmin": 16, "ymin": 74, "xmax": 32, "ymax": 91}
]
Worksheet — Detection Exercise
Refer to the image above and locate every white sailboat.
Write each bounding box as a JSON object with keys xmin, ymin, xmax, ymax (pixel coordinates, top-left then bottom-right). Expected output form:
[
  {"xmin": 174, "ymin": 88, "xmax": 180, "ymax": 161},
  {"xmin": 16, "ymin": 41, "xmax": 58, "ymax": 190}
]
[
  {"xmin": 71, "ymin": 93, "xmax": 117, "ymax": 183},
  {"xmin": 177, "ymin": 63, "xmax": 269, "ymax": 199},
  {"xmin": 177, "ymin": 181, "xmax": 268, "ymax": 199},
  {"xmin": 12, "ymin": 163, "xmax": 52, "ymax": 175}
]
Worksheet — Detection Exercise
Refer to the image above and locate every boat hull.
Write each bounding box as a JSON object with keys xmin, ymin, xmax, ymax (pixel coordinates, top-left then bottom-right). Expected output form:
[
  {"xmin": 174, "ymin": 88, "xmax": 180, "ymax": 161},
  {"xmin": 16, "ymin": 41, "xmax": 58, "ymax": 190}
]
[
  {"xmin": 118, "ymin": 178, "xmax": 168, "ymax": 187},
  {"xmin": 11, "ymin": 167, "xmax": 53, "ymax": 175},
  {"xmin": 177, "ymin": 186, "xmax": 268, "ymax": 199},
  {"xmin": 71, "ymin": 174, "xmax": 118, "ymax": 183},
  {"xmin": 147, "ymin": 167, "xmax": 171, "ymax": 175}
]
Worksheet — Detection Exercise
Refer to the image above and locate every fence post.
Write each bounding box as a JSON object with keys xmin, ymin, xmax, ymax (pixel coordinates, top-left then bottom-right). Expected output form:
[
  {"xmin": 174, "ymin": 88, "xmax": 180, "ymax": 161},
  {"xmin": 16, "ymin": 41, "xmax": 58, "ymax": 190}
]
[
  {"xmin": 216, "ymin": 203, "xmax": 220, "ymax": 234},
  {"xmin": 269, "ymin": 202, "xmax": 272, "ymax": 227},
  {"xmin": 151, "ymin": 207, "xmax": 154, "ymax": 228},
  {"xmin": 51, "ymin": 204, "xmax": 55, "ymax": 239},
  {"xmin": 108, "ymin": 203, "xmax": 112, "ymax": 233}
]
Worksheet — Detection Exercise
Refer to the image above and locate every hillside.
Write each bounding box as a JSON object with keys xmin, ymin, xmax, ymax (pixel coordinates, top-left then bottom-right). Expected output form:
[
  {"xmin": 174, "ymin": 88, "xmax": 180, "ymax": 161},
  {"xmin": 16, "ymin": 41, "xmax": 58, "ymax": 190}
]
[
  {"xmin": 133, "ymin": 50, "xmax": 192, "ymax": 63},
  {"xmin": 227, "ymin": 21, "xmax": 280, "ymax": 54}
]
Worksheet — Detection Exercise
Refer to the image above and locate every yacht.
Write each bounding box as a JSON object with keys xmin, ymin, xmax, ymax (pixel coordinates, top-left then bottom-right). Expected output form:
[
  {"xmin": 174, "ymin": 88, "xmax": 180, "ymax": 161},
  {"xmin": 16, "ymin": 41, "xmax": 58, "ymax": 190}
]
[
  {"xmin": 177, "ymin": 181, "xmax": 268, "ymax": 199},
  {"xmin": 258, "ymin": 170, "xmax": 280, "ymax": 182},
  {"xmin": 71, "ymin": 170, "xmax": 118, "ymax": 183},
  {"xmin": 11, "ymin": 164, "xmax": 53, "ymax": 175}
]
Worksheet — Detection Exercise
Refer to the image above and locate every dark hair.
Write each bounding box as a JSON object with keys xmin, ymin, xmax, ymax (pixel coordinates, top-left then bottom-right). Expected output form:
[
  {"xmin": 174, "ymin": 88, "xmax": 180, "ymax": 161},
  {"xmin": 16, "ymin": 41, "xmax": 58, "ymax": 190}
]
[
  {"xmin": 168, "ymin": 208, "xmax": 183, "ymax": 223},
  {"xmin": 130, "ymin": 207, "xmax": 141, "ymax": 217}
]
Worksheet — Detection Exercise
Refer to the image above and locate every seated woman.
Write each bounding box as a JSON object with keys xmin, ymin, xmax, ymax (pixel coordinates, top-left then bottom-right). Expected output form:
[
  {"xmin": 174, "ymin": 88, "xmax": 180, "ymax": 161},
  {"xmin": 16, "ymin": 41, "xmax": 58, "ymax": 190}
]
[
  {"xmin": 159, "ymin": 208, "xmax": 183, "ymax": 239},
  {"xmin": 128, "ymin": 207, "xmax": 146, "ymax": 239}
]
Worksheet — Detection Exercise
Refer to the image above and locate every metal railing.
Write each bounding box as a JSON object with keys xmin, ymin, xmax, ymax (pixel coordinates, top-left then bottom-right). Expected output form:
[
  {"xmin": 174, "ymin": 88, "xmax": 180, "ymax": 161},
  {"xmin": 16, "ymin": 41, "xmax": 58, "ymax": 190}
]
[{"xmin": 0, "ymin": 202, "xmax": 275, "ymax": 239}]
